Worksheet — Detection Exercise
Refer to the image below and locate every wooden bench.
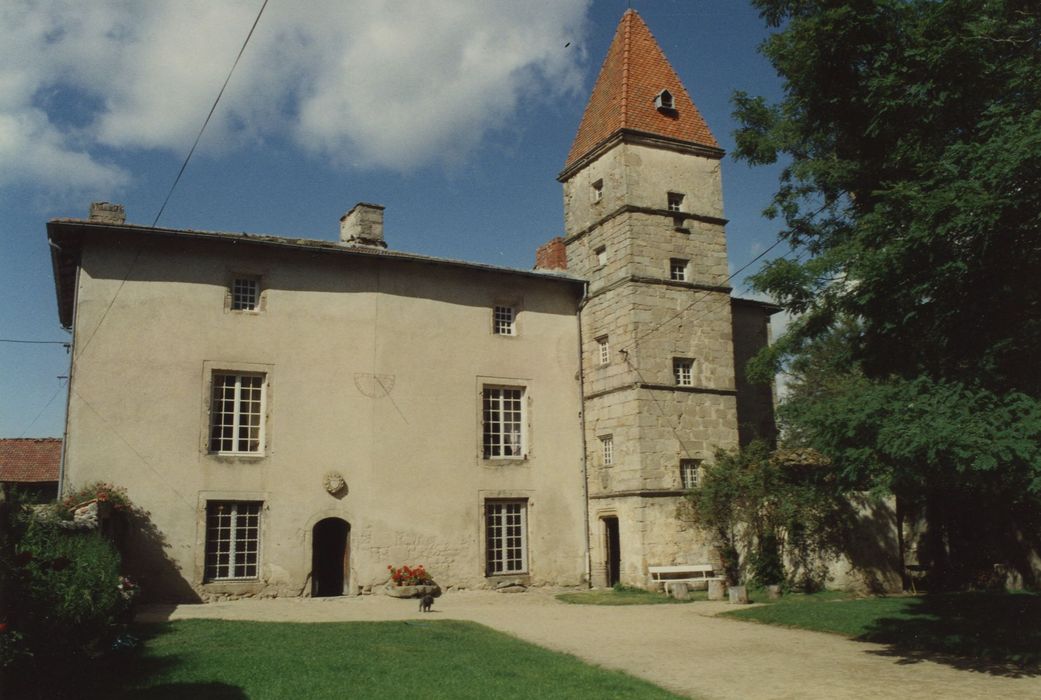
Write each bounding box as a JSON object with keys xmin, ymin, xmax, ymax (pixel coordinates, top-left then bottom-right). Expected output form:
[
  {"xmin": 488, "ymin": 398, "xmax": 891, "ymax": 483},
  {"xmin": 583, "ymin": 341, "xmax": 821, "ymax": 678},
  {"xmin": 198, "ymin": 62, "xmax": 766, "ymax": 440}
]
[{"xmin": 648, "ymin": 564, "xmax": 724, "ymax": 595}]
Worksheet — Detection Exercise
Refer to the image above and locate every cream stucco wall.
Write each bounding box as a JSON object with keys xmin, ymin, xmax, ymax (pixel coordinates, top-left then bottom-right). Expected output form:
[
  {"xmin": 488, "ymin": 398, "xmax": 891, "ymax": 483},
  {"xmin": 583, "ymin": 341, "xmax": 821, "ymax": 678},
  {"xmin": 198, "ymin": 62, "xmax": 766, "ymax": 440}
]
[{"xmin": 63, "ymin": 232, "xmax": 587, "ymax": 600}]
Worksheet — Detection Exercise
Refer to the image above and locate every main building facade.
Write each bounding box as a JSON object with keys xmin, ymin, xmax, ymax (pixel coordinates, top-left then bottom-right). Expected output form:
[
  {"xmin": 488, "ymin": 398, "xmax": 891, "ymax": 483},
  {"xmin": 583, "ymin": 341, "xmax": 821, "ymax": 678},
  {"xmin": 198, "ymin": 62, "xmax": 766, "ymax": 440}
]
[{"xmin": 48, "ymin": 11, "xmax": 776, "ymax": 601}]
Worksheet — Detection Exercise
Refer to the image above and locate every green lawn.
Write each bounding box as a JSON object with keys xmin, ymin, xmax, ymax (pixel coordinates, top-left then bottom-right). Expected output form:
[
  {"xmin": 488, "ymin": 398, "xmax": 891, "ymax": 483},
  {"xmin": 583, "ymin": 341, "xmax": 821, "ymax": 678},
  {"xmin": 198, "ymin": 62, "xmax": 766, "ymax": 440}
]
[
  {"xmin": 723, "ymin": 591, "xmax": 1041, "ymax": 674},
  {"xmin": 75, "ymin": 619, "xmax": 685, "ymax": 699},
  {"xmin": 557, "ymin": 585, "xmax": 707, "ymax": 606}
]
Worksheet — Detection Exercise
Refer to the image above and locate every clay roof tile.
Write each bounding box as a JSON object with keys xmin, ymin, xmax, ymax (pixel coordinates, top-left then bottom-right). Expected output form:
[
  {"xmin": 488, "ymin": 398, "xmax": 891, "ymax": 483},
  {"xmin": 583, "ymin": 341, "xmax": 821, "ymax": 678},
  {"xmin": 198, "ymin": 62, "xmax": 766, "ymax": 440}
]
[
  {"xmin": 564, "ymin": 9, "xmax": 719, "ymax": 170},
  {"xmin": 0, "ymin": 438, "xmax": 61, "ymax": 483}
]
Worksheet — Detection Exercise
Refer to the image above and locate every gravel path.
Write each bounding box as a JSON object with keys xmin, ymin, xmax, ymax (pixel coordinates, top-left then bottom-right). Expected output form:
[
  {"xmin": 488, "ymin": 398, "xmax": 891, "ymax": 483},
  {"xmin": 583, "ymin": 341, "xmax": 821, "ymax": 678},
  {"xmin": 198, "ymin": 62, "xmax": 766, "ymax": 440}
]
[{"xmin": 137, "ymin": 590, "xmax": 1038, "ymax": 700}]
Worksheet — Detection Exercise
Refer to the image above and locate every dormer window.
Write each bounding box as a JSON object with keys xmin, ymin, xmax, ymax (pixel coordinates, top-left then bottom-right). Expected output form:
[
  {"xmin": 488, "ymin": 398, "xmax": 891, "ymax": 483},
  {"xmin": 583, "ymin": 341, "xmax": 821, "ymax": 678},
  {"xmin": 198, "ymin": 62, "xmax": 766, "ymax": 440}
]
[{"xmin": 654, "ymin": 89, "xmax": 675, "ymax": 112}]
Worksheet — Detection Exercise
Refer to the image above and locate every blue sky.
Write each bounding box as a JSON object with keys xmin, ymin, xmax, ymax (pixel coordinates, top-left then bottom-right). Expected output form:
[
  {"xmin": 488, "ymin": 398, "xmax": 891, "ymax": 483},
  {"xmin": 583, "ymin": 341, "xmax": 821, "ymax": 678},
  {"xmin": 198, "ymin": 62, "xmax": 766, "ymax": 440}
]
[{"xmin": 0, "ymin": 0, "xmax": 787, "ymax": 438}]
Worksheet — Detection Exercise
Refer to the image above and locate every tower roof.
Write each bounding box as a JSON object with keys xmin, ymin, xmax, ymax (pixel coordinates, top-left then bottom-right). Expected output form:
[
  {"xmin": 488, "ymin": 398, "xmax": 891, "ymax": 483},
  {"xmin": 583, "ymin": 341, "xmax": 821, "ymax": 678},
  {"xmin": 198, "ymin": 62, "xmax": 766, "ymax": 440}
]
[{"xmin": 563, "ymin": 9, "xmax": 721, "ymax": 172}]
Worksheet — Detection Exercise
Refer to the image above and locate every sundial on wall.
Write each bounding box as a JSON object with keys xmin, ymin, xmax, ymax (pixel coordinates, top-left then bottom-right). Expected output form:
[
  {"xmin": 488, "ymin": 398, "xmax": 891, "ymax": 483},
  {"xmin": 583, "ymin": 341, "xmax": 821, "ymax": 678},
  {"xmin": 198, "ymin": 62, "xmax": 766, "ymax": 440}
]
[{"xmin": 353, "ymin": 373, "xmax": 395, "ymax": 398}]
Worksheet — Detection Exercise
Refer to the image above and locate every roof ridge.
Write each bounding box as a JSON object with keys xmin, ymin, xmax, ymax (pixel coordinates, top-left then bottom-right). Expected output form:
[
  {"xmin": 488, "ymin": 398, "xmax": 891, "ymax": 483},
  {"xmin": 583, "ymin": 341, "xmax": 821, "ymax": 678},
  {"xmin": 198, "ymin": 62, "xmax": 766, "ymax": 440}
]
[{"xmin": 619, "ymin": 10, "xmax": 631, "ymax": 128}]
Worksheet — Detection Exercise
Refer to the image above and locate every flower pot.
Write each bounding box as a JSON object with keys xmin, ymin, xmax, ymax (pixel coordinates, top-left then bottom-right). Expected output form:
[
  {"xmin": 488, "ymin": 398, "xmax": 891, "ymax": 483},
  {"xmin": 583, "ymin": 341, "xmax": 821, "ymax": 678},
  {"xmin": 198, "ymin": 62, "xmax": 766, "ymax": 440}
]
[{"xmin": 384, "ymin": 582, "xmax": 441, "ymax": 599}]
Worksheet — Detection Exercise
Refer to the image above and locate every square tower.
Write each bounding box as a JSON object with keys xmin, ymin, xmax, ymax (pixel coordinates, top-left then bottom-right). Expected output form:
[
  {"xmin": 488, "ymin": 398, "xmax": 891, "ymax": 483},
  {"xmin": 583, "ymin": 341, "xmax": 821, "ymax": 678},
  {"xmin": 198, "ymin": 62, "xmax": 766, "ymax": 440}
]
[{"xmin": 559, "ymin": 10, "xmax": 740, "ymax": 588}]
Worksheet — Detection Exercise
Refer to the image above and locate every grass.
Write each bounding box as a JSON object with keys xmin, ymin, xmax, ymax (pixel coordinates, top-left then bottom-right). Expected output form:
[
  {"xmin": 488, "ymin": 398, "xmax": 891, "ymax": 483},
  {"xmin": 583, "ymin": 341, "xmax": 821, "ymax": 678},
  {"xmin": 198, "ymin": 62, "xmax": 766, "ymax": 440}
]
[
  {"xmin": 66, "ymin": 619, "xmax": 686, "ymax": 699},
  {"xmin": 556, "ymin": 585, "xmax": 708, "ymax": 605},
  {"xmin": 723, "ymin": 590, "xmax": 1041, "ymax": 675}
]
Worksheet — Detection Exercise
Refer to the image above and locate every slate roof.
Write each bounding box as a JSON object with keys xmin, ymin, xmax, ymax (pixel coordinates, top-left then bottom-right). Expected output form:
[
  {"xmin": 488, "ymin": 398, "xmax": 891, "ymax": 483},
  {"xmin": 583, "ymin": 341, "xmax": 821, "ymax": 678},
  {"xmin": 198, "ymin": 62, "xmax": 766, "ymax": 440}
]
[
  {"xmin": 0, "ymin": 438, "xmax": 61, "ymax": 483},
  {"xmin": 564, "ymin": 9, "xmax": 720, "ymax": 171}
]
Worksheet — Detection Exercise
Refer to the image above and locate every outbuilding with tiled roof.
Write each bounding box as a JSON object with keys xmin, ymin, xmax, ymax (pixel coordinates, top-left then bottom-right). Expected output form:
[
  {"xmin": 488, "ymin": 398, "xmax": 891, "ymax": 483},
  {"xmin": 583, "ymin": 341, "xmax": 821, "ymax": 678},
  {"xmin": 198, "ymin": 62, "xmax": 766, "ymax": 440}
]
[{"xmin": 0, "ymin": 437, "xmax": 61, "ymax": 502}]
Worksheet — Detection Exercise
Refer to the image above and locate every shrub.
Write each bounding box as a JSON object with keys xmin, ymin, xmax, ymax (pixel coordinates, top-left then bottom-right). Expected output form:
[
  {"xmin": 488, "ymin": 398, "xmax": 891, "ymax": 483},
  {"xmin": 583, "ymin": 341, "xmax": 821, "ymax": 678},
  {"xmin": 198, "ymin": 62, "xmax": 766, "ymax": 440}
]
[
  {"xmin": 56, "ymin": 481, "xmax": 132, "ymax": 520},
  {"xmin": 1, "ymin": 489, "xmax": 136, "ymax": 696},
  {"xmin": 684, "ymin": 441, "xmax": 850, "ymax": 589}
]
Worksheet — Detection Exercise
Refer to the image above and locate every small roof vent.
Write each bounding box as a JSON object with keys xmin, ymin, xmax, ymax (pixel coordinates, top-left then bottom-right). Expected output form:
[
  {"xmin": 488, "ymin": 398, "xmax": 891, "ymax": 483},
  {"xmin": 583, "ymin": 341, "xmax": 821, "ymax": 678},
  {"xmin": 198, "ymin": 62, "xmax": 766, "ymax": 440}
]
[{"xmin": 654, "ymin": 89, "xmax": 675, "ymax": 112}]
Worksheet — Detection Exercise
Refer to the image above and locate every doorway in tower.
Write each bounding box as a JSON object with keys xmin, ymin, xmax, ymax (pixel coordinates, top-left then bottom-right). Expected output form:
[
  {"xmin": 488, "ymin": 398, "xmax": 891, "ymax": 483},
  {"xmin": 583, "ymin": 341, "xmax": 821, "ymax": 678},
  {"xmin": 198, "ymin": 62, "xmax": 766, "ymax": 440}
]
[
  {"xmin": 311, "ymin": 518, "xmax": 350, "ymax": 597},
  {"xmin": 602, "ymin": 516, "xmax": 620, "ymax": 586}
]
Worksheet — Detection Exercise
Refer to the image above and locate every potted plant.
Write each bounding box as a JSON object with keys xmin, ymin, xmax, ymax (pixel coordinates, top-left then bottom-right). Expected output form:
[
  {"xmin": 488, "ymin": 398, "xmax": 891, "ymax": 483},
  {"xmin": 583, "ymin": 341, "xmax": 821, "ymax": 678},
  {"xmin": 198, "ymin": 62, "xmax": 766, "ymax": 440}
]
[{"xmin": 384, "ymin": 564, "xmax": 441, "ymax": 599}]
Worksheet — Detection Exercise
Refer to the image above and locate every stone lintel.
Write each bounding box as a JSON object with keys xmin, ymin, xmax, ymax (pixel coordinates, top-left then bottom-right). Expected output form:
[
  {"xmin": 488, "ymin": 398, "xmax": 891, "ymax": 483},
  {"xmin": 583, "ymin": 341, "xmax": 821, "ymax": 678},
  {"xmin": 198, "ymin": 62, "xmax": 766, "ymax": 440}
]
[
  {"xmin": 589, "ymin": 489, "xmax": 688, "ymax": 499},
  {"xmin": 586, "ymin": 275, "xmax": 732, "ymax": 302},
  {"xmin": 558, "ymin": 129, "xmax": 725, "ymax": 183},
  {"xmin": 584, "ymin": 383, "xmax": 736, "ymax": 402},
  {"xmin": 564, "ymin": 203, "xmax": 729, "ymax": 246}
]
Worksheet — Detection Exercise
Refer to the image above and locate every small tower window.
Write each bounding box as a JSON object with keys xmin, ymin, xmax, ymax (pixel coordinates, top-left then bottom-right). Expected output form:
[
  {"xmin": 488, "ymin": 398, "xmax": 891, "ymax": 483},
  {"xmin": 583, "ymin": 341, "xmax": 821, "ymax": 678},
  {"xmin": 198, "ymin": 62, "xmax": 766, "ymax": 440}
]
[
  {"xmin": 654, "ymin": 89, "xmax": 675, "ymax": 112},
  {"xmin": 592, "ymin": 179, "xmax": 604, "ymax": 203},
  {"xmin": 670, "ymin": 259, "xmax": 689, "ymax": 282},
  {"xmin": 597, "ymin": 336, "xmax": 610, "ymax": 366},
  {"xmin": 667, "ymin": 192, "xmax": 685, "ymax": 212},
  {"xmin": 673, "ymin": 358, "xmax": 694, "ymax": 387},
  {"xmin": 680, "ymin": 459, "xmax": 702, "ymax": 489},
  {"xmin": 595, "ymin": 245, "xmax": 607, "ymax": 268}
]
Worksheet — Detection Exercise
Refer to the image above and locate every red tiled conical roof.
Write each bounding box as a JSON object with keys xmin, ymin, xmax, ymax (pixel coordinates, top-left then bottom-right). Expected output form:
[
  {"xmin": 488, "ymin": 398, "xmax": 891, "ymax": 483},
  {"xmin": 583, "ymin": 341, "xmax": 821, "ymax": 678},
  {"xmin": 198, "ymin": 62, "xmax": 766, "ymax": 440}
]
[{"xmin": 564, "ymin": 9, "xmax": 720, "ymax": 171}]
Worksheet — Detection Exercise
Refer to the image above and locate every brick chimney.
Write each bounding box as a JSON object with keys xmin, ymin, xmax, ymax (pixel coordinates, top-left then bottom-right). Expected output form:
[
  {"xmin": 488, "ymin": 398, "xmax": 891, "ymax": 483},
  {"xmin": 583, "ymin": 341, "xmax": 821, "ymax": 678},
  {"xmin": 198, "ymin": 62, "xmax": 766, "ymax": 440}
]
[
  {"xmin": 534, "ymin": 237, "xmax": 567, "ymax": 270},
  {"xmin": 339, "ymin": 203, "xmax": 386, "ymax": 249},
  {"xmin": 88, "ymin": 202, "xmax": 126, "ymax": 224}
]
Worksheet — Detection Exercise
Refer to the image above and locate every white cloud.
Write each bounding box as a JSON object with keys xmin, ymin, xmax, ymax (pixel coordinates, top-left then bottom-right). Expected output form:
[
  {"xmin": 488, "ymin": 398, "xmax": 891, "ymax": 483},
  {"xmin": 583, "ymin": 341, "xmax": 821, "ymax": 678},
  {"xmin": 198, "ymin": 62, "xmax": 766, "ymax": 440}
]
[{"xmin": 0, "ymin": 0, "xmax": 590, "ymax": 191}]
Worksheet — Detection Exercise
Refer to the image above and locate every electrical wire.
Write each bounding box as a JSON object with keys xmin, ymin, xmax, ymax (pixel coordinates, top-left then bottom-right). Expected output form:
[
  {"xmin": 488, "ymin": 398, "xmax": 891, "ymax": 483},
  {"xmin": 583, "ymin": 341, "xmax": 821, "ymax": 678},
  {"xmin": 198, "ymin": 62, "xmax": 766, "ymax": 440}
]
[
  {"xmin": 73, "ymin": 0, "xmax": 270, "ymax": 363},
  {"xmin": 152, "ymin": 0, "xmax": 270, "ymax": 228},
  {"xmin": 18, "ymin": 381, "xmax": 65, "ymax": 438}
]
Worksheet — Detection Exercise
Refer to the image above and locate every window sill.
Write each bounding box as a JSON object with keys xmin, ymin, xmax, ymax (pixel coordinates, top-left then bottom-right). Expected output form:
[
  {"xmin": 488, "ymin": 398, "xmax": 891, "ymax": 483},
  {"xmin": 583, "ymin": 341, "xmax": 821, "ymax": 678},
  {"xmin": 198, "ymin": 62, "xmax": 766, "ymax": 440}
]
[
  {"xmin": 482, "ymin": 457, "xmax": 528, "ymax": 466},
  {"xmin": 200, "ymin": 580, "xmax": 263, "ymax": 595},
  {"xmin": 207, "ymin": 452, "xmax": 267, "ymax": 463},
  {"xmin": 485, "ymin": 573, "xmax": 531, "ymax": 584}
]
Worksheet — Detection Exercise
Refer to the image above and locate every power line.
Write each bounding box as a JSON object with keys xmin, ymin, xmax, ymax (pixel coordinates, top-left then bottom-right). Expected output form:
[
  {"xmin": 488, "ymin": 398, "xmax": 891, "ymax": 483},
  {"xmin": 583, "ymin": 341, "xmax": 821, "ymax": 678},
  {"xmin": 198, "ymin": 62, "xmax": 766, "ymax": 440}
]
[
  {"xmin": 612, "ymin": 235, "xmax": 790, "ymax": 358},
  {"xmin": 18, "ymin": 380, "xmax": 65, "ymax": 438},
  {"xmin": 0, "ymin": 338, "xmax": 69, "ymax": 345},
  {"xmin": 73, "ymin": 0, "xmax": 270, "ymax": 363},
  {"xmin": 152, "ymin": 0, "xmax": 270, "ymax": 228}
]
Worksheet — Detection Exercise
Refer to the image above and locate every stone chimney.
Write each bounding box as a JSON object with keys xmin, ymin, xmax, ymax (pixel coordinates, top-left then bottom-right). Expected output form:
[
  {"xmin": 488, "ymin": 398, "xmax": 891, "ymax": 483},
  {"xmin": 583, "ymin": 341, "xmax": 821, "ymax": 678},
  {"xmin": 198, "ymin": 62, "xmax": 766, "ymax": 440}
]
[
  {"xmin": 339, "ymin": 203, "xmax": 386, "ymax": 249},
  {"xmin": 88, "ymin": 202, "xmax": 126, "ymax": 224},
  {"xmin": 534, "ymin": 237, "xmax": 567, "ymax": 270}
]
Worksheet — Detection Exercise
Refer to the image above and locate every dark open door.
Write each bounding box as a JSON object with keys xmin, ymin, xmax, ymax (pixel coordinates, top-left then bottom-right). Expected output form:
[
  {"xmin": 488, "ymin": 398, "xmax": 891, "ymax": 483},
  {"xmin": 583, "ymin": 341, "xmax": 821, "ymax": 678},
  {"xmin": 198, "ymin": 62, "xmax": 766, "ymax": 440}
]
[
  {"xmin": 312, "ymin": 518, "xmax": 350, "ymax": 597},
  {"xmin": 603, "ymin": 516, "xmax": 620, "ymax": 586}
]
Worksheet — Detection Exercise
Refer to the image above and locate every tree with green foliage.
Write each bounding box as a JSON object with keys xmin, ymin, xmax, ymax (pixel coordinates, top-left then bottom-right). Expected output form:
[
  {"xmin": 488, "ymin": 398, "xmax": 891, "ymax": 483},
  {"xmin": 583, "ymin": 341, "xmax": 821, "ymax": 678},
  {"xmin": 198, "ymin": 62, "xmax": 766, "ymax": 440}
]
[
  {"xmin": 686, "ymin": 441, "xmax": 850, "ymax": 589},
  {"xmin": 735, "ymin": 0, "xmax": 1041, "ymax": 588}
]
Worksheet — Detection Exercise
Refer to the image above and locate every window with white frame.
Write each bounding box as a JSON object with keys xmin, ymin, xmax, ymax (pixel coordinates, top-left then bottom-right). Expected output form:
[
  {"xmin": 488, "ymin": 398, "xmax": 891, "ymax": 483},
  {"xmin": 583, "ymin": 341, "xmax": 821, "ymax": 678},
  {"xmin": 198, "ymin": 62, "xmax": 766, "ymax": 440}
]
[
  {"xmin": 595, "ymin": 245, "xmax": 607, "ymax": 268},
  {"xmin": 485, "ymin": 500, "xmax": 527, "ymax": 575},
  {"xmin": 670, "ymin": 259, "xmax": 689, "ymax": 282},
  {"xmin": 601, "ymin": 435, "xmax": 614, "ymax": 465},
  {"xmin": 596, "ymin": 336, "xmax": 610, "ymax": 365},
  {"xmin": 482, "ymin": 386, "xmax": 525, "ymax": 458},
  {"xmin": 673, "ymin": 358, "xmax": 694, "ymax": 387},
  {"xmin": 667, "ymin": 192, "xmax": 685, "ymax": 212},
  {"xmin": 680, "ymin": 459, "xmax": 701, "ymax": 489},
  {"xmin": 205, "ymin": 501, "xmax": 261, "ymax": 581},
  {"xmin": 231, "ymin": 277, "xmax": 260, "ymax": 311},
  {"xmin": 592, "ymin": 179, "xmax": 604, "ymax": 203},
  {"xmin": 209, "ymin": 373, "xmax": 266, "ymax": 454},
  {"xmin": 493, "ymin": 306, "xmax": 516, "ymax": 336}
]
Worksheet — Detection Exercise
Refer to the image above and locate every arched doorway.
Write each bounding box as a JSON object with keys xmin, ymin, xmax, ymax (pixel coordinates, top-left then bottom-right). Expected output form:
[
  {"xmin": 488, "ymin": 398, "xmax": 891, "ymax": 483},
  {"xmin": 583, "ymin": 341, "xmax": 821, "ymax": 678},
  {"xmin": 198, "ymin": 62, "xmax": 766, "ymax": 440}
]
[
  {"xmin": 602, "ymin": 516, "xmax": 620, "ymax": 586},
  {"xmin": 311, "ymin": 518, "xmax": 350, "ymax": 597}
]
